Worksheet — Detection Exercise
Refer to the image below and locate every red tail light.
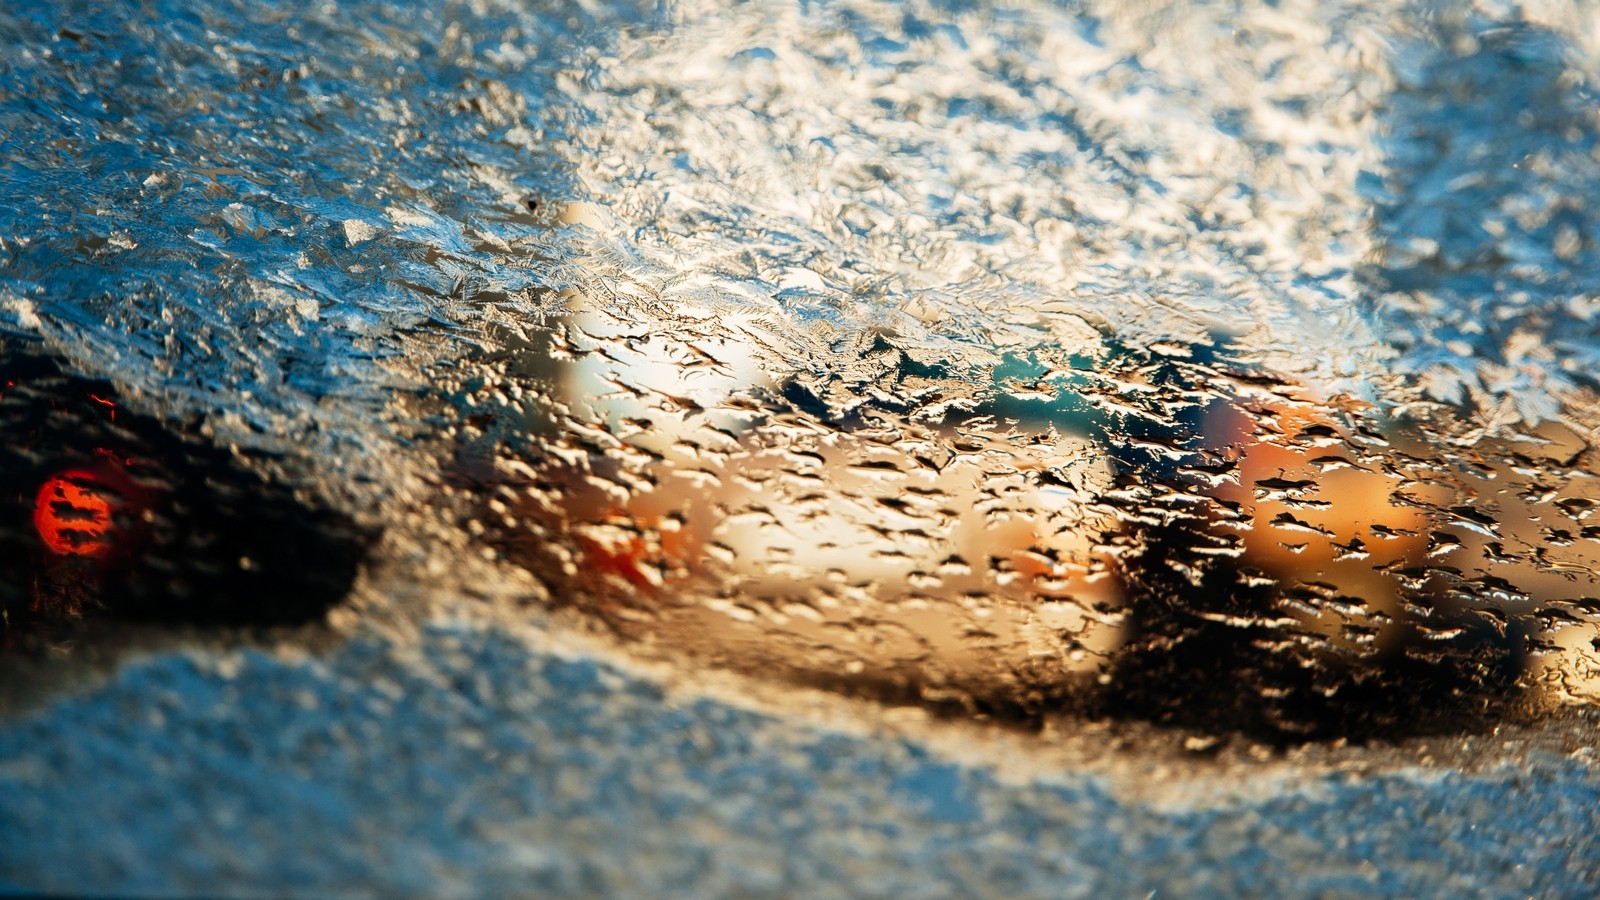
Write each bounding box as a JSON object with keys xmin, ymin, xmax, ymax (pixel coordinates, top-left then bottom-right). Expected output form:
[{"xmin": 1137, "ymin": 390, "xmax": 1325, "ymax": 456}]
[
  {"xmin": 34, "ymin": 471, "xmax": 117, "ymax": 558},
  {"xmin": 32, "ymin": 462, "xmax": 150, "ymax": 561}
]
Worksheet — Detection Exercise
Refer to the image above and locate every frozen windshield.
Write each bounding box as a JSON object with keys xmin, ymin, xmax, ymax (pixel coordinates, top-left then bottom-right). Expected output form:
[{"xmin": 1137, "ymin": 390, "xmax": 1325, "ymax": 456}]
[{"xmin": 4, "ymin": 0, "xmax": 1600, "ymax": 740}]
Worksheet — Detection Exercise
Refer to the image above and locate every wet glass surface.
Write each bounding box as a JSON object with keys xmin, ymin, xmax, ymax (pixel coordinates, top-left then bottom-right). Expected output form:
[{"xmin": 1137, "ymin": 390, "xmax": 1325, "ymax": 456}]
[{"xmin": 5, "ymin": 0, "xmax": 1600, "ymax": 743}]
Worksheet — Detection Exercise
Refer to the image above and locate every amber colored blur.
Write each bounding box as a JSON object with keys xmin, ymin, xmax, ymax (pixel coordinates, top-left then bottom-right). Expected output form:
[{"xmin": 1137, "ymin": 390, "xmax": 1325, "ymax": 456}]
[
  {"xmin": 494, "ymin": 417, "xmax": 1129, "ymax": 709},
  {"xmin": 1206, "ymin": 395, "xmax": 1429, "ymax": 654}
]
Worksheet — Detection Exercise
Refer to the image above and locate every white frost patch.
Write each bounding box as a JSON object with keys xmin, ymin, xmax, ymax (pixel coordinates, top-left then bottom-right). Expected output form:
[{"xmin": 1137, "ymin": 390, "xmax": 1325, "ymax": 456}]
[
  {"xmin": 555, "ymin": 0, "xmax": 1401, "ymax": 397},
  {"xmin": 343, "ymin": 218, "xmax": 379, "ymax": 245},
  {"xmin": 1, "ymin": 295, "xmax": 42, "ymax": 331}
]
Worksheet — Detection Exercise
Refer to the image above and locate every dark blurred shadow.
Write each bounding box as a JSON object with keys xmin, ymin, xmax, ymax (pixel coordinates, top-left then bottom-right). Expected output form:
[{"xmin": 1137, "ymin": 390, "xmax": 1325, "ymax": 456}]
[
  {"xmin": 1100, "ymin": 507, "xmax": 1531, "ymax": 742},
  {"xmin": 1084, "ymin": 359, "xmax": 1541, "ymax": 740},
  {"xmin": 0, "ymin": 347, "xmax": 374, "ymax": 651}
]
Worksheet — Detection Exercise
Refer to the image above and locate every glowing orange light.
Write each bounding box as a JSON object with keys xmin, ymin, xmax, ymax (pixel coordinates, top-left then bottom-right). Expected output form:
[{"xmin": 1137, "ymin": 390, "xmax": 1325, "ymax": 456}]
[
  {"xmin": 578, "ymin": 534, "xmax": 660, "ymax": 591},
  {"xmin": 88, "ymin": 393, "xmax": 116, "ymax": 421},
  {"xmin": 34, "ymin": 471, "xmax": 118, "ymax": 558}
]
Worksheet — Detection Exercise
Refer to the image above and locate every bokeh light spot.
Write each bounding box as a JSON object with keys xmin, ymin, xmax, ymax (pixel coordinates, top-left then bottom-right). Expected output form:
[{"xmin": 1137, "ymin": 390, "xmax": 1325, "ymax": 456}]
[{"xmin": 34, "ymin": 471, "xmax": 117, "ymax": 558}]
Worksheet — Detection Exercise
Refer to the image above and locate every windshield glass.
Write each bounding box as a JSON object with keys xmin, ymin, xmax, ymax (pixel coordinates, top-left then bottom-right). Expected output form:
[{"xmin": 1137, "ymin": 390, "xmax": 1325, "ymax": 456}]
[{"xmin": 3, "ymin": 0, "xmax": 1600, "ymax": 743}]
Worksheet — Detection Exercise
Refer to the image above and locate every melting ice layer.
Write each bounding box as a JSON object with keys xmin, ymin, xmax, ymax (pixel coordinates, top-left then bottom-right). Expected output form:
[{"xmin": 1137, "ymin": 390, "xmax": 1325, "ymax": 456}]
[
  {"xmin": 442, "ymin": 2, "xmax": 1600, "ymax": 734},
  {"xmin": 463, "ymin": 296, "xmax": 1600, "ymax": 735},
  {"xmin": 8, "ymin": 0, "xmax": 1600, "ymax": 736}
]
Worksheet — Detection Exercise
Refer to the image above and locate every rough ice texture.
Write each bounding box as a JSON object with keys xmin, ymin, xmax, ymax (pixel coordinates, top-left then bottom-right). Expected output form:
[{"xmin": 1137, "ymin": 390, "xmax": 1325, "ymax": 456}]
[
  {"xmin": 2, "ymin": 625, "xmax": 1599, "ymax": 898},
  {"xmin": 7, "ymin": 0, "xmax": 1600, "ymax": 443},
  {"xmin": 6, "ymin": 0, "xmax": 1600, "ymax": 893}
]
